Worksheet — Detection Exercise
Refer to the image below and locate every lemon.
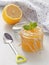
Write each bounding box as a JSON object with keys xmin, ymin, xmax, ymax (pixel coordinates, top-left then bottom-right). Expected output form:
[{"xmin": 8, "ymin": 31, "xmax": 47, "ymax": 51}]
[{"xmin": 2, "ymin": 4, "xmax": 22, "ymax": 25}]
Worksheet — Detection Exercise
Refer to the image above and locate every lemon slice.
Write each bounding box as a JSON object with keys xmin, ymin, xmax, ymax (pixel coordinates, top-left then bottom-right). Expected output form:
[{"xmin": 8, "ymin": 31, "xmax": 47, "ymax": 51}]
[{"xmin": 2, "ymin": 4, "xmax": 22, "ymax": 25}]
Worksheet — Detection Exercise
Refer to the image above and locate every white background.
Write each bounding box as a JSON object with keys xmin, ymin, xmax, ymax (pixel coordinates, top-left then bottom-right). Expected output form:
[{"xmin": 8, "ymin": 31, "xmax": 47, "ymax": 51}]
[{"xmin": 0, "ymin": 0, "xmax": 49, "ymax": 65}]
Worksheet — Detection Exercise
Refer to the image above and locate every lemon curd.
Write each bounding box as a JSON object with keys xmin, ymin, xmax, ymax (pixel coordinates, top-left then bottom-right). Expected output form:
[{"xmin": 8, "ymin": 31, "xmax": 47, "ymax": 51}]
[{"xmin": 20, "ymin": 26, "xmax": 44, "ymax": 52}]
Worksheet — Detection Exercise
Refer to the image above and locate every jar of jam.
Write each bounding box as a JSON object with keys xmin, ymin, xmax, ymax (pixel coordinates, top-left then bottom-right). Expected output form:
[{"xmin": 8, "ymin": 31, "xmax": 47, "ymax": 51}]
[{"xmin": 20, "ymin": 25, "xmax": 44, "ymax": 52}]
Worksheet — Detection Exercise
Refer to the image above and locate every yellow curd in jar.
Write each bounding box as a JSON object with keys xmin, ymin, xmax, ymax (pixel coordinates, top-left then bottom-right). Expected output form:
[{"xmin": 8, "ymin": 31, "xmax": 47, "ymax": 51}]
[{"xmin": 20, "ymin": 26, "xmax": 44, "ymax": 52}]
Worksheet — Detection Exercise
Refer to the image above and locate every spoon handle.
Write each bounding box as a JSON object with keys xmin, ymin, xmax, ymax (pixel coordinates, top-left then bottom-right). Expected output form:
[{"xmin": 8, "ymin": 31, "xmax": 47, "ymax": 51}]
[
  {"xmin": 8, "ymin": 43, "xmax": 27, "ymax": 64},
  {"xmin": 8, "ymin": 43, "xmax": 18, "ymax": 55}
]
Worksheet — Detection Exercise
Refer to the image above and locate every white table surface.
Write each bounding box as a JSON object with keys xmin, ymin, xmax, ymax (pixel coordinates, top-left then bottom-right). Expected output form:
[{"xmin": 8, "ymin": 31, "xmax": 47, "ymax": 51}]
[{"xmin": 0, "ymin": 0, "xmax": 49, "ymax": 65}]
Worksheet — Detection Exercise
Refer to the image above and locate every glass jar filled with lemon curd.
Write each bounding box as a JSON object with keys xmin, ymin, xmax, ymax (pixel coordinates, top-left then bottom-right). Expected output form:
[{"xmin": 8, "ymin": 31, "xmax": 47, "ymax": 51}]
[{"xmin": 20, "ymin": 22, "xmax": 44, "ymax": 52}]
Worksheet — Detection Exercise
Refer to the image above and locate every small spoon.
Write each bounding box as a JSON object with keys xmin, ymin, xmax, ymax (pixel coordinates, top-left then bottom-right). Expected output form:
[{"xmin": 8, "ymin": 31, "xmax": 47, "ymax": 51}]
[{"xmin": 3, "ymin": 33, "xmax": 27, "ymax": 64}]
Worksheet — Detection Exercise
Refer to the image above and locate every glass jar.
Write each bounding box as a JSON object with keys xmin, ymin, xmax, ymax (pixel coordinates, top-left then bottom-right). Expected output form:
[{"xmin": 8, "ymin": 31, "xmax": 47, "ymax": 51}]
[{"xmin": 20, "ymin": 26, "xmax": 44, "ymax": 52}]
